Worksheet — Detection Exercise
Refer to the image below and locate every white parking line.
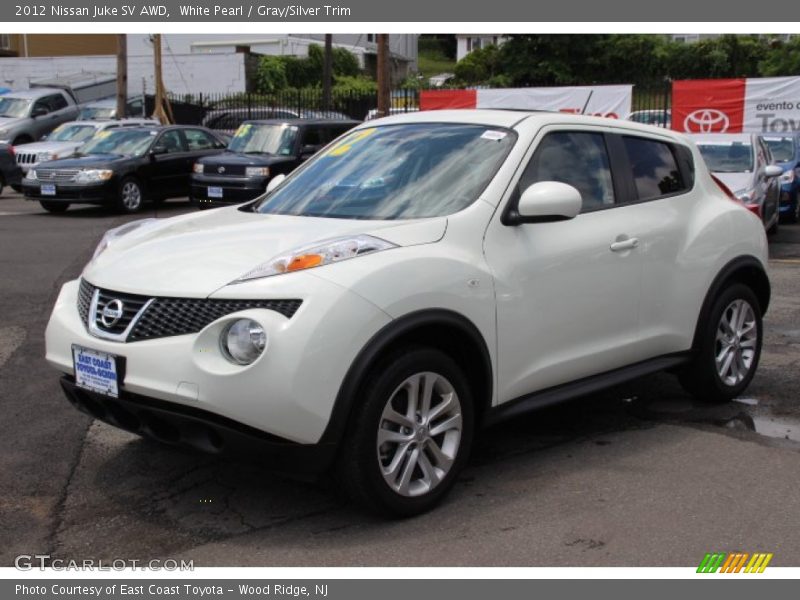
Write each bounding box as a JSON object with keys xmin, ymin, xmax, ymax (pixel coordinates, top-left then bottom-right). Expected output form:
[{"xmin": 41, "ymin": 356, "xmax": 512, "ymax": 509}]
[{"xmin": 0, "ymin": 326, "xmax": 26, "ymax": 368}]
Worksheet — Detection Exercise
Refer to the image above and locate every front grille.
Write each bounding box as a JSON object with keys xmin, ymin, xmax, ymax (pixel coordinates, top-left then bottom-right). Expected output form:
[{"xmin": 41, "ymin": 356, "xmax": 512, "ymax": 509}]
[
  {"xmin": 204, "ymin": 164, "xmax": 248, "ymax": 176},
  {"xmin": 129, "ymin": 297, "xmax": 302, "ymax": 341},
  {"xmin": 16, "ymin": 152, "xmax": 37, "ymax": 165},
  {"xmin": 77, "ymin": 278, "xmax": 93, "ymax": 324},
  {"xmin": 78, "ymin": 279, "xmax": 302, "ymax": 342},
  {"xmin": 37, "ymin": 168, "xmax": 79, "ymax": 182},
  {"xmin": 94, "ymin": 289, "xmax": 151, "ymax": 335}
]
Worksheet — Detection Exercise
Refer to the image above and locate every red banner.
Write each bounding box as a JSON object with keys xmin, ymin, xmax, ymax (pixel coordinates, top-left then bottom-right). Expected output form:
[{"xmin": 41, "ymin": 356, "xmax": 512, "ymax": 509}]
[
  {"xmin": 420, "ymin": 89, "xmax": 477, "ymax": 110},
  {"xmin": 672, "ymin": 79, "xmax": 746, "ymax": 133}
]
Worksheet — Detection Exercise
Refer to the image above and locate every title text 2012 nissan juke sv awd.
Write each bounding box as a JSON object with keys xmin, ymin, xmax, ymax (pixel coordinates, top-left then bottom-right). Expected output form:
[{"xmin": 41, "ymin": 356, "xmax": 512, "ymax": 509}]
[{"xmin": 46, "ymin": 110, "xmax": 770, "ymax": 516}]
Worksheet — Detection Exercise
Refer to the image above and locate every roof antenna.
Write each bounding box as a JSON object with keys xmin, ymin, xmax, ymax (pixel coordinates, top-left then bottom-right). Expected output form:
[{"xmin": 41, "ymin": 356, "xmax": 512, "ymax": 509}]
[{"xmin": 581, "ymin": 91, "xmax": 594, "ymax": 115}]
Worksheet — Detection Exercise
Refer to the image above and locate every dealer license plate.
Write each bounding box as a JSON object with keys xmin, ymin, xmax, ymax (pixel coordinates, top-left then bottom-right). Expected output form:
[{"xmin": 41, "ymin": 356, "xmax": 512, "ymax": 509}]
[
  {"xmin": 41, "ymin": 183, "xmax": 56, "ymax": 196},
  {"xmin": 72, "ymin": 345, "xmax": 120, "ymax": 398},
  {"xmin": 208, "ymin": 186, "xmax": 223, "ymax": 198}
]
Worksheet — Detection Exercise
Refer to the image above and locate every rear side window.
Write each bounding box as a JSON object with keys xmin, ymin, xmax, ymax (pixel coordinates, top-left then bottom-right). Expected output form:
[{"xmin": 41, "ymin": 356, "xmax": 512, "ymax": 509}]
[
  {"xmin": 622, "ymin": 136, "xmax": 686, "ymax": 200},
  {"xmin": 49, "ymin": 94, "xmax": 69, "ymax": 111},
  {"xmin": 521, "ymin": 131, "xmax": 615, "ymax": 211}
]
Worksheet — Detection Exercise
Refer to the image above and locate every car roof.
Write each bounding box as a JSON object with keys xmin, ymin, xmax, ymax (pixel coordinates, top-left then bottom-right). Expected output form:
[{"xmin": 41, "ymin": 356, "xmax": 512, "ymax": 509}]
[
  {"xmin": 364, "ymin": 109, "xmax": 692, "ymax": 142},
  {"xmin": 2, "ymin": 88, "xmax": 65, "ymax": 100},
  {"xmin": 242, "ymin": 118, "xmax": 360, "ymax": 126},
  {"xmin": 687, "ymin": 133, "xmax": 754, "ymax": 144}
]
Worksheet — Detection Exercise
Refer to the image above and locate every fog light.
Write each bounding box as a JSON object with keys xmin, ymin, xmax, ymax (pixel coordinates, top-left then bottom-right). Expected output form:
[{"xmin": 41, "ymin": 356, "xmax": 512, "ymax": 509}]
[{"xmin": 220, "ymin": 319, "xmax": 266, "ymax": 365}]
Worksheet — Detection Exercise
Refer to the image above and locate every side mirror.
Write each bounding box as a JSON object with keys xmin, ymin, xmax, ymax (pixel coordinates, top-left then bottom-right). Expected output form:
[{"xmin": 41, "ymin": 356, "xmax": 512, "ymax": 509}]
[
  {"xmin": 764, "ymin": 165, "xmax": 783, "ymax": 178},
  {"xmin": 32, "ymin": 107, "xmax": 49, "ymax": 118},
  {"xmin": 150, "ymin": 144, "xmax": 167, "ymax": 156},
  {"xmin": 506, "ymin": 181, "xmax": 582, "ymax": 224},
  {"xmin": 300, "ymin": 144, "xmax": 320, "ymax": 159},
  {"xmin": 266, "ymin": 173, "xmax": 286, "ymax": 193}
]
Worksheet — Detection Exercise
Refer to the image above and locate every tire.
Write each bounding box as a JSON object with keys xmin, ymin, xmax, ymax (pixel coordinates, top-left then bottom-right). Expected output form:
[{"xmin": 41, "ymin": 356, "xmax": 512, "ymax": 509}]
[
  {"xmin": 679, "ymin": 283, "xmax": 763, "ymax": 403},
  {"xmin": 116, "ymin": 177, "xmax": 144, "ymax": 213},
  {"xmin": 767, "ymin": 217, "xmax": 779, "ymax": 236},
  {"xmin": 10, "ymin": 184, "xmax": 23, "ymax": 193},
  {"xmin": 789, "ymin": 192, "xmax": 800, "ymax": 224},
  {"xmin": 336, "ymin": 347, "xmax": 475, "ymax": 517},
  {"xmin": 0, "ymin": 176, "xmax": 4, "ymax": 197},
  {"xmin": 39, "ymin": 200, "xmax": 69, "ymax": 213}
]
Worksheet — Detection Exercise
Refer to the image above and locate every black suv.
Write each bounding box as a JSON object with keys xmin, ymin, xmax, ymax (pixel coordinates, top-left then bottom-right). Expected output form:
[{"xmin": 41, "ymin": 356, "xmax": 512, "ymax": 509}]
[{"xmin": 191, "ymin": 119, "xmax": 359, "ymax": 208}]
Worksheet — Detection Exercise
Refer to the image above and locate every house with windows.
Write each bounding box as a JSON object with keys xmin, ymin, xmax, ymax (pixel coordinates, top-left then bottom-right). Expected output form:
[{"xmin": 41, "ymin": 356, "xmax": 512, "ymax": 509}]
[{"xmin": 456, "ymin": 34, "xmax": 509, "ymax": 61}]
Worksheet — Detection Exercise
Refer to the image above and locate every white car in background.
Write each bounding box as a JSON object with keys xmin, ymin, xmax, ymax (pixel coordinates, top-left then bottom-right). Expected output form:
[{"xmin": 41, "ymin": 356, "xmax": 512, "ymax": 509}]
[
  {"xmin": 691, "ymin": 133, "xmax": 782, "ymax": 234},
  {"xmin": 46, "ymin": 110, "xmax": 769, "ymax": 516},
  {"xmin": 14, "ymin": 119, "xmax": 159, "ymax": 173}
]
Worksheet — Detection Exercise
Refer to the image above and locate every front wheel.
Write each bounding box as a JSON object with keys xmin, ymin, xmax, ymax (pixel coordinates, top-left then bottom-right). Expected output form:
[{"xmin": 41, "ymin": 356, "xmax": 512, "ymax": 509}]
[
  {"xmin": 336, "ymin": 347, "xmax": 474, "ymax": 517},
  {"xmin": 679, "ymin": 283, "xmax": 762, "ymax": 403},
  {"xmin": 116, "ymin": 177, "xmax": 144, "ymax": 213}
]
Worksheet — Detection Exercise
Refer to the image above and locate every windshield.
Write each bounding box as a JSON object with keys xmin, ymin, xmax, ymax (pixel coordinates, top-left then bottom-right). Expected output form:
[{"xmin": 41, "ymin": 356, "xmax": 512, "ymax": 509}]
[
  {"xmin": 763, "ymin": 136, "xmax": 795, "ymax": 162},
  {"xmin": 79, "ymin": 107, "xmax": 115, "ymax": 120},
  {"xmin": 253, "ymin": 123, "xmax": 517, "ymax": 220},
  {"xmin": 0, "ymin": 97, "xmax": 31, "ymax": 118},
  {"xmin": 78, "ymin": 129, "xmax": 156, "ymax": 157},
  {"xmin": 229, "ymin": 123, "xmax": 298, "ymax": 154},
  {"xmin": 697, "ymin": 142, "xmax": 754, "ymax": 173},
  {"xmin": 48, "ymin": 124, "xmax": 98, "ymax": 143}
]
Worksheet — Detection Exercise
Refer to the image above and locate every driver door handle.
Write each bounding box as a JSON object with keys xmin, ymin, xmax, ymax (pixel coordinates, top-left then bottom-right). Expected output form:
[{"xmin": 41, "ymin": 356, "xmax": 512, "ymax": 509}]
[{"xmin": 610, "ymin": 237, "xmax": 639, "ymax": 252}]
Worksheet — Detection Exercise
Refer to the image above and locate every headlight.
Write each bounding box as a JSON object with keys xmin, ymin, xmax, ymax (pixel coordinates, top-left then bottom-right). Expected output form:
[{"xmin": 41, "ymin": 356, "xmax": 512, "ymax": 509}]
[
  {"xmin": 193, "ymin": 162, "xmax": 204, "ymax": 174},
  {"xmin": 37, "ymin": 152, "xmax": 52, "ymax": 163},
  {"xmin": 220, "ymin": 319, "xmax": 267, "ymax": 365},
  {"xmin": 779, "ymin": 169, "xmax": 795, "ymax": 184},
  {"xmin": 26, "ymin": 169, "xmax": 38, "ymax": 181},
  {"xmin": 74, "ymin": 169, "xmax": 114, "ymax": 183},
  {"xmin": 91, "ymin": 218, "xmax": 158, "ymax": 262},
  {"xmin": 734, "ymin": 189, "xmax": 757, "ymax": 204},
  {"xmin": 233, "ymin": 234, "xmax": 397, "ymax": 283},
  {"xmin": 245, "ymin": 166, "xmax": 270, "ymax": 177}
]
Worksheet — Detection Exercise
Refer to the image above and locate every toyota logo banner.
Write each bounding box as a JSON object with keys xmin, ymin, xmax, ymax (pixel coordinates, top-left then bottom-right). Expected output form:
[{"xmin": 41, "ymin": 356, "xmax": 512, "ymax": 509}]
[
  {"xmin": 421, "ymin": 85, "xmax": 633, "ymax": 119},
  {"xmin": 673, "ymin": 76, "xmax": 800, "ymax": 134}
]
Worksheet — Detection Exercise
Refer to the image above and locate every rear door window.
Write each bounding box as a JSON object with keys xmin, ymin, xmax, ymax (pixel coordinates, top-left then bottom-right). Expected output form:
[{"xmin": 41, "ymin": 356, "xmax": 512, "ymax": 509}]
[{"xmin": 622, "ymin": 136, "xmax": 686, "ymax": 200}]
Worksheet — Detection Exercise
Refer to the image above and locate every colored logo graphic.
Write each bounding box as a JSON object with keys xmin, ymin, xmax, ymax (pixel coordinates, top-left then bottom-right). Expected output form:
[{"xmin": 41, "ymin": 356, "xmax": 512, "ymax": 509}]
[
  {"xmin": 697, "ymin": 552, "xmax": 773, "ymax": 573},
  {"xmin": 683, "ymin": 109, "xmax": 731, "ymax": 133}
]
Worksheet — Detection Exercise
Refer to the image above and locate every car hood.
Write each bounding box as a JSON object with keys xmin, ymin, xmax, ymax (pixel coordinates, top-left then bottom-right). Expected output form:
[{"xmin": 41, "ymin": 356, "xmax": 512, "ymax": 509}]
[
  {"xmin": 0, "ymin": 116, "xmax": 24, "ymax": 127},
  {"xmin": 712, "ymin": 172, "xmax": 753, "ymax": 194},
  {"xmin": 199, "ymin": 152, "xmax": 295, "ymax": 168},
  {"xmin": 36, "ymin": 154, "xmax": 129, "ymax": 169},
  {"xmin": 82, "ymin": 206, "xmax": 447, "ymax": 297},
  {"xmin": 16, "ymin": 141, "xmax": 81, "ymax": 155}
]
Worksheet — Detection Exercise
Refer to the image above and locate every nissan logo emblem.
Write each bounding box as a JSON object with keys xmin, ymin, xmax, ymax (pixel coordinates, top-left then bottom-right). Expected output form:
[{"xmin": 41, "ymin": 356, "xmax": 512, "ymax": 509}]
[
  {"xmin": 218, "ymin": 166, "xmax": 226, "ymax": 174},
  {"xmin": 684, "ymin": 109, "xmax": 731, "ymax": 133},
  {"xmin": 100, "ymin": 299, "xmax": 124, "ymax": 328}
]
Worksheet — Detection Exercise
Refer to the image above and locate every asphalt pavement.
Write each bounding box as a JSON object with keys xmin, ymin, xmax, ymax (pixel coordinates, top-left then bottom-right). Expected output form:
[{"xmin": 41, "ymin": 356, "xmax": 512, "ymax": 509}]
[{"xmin": 1, "ymin": 192, "xmax": 799, "ymax": 567}]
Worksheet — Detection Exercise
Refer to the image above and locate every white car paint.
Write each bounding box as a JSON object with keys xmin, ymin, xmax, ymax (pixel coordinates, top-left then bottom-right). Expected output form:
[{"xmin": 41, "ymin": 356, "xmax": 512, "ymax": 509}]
[{"xmin": 45, "ymin": 110, "xmax": 768, "ymax": 448}]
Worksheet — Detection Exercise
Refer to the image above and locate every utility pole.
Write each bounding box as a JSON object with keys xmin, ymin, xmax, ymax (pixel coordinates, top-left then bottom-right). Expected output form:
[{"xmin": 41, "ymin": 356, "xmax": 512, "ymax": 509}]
[
  {"xmin": 377, "ymin": 34, "xmax": 390, "ymax": 118},
  {"xmin": 115, "ymin": 34, "xmax": 127, "ymax": 119},
  {"xmin": 151, "ymin": 34, "xmax": 173, "ymax": 124},
  {"xmin": 322, "ymin": 34, "xmax": 333, "ymax": 114}
]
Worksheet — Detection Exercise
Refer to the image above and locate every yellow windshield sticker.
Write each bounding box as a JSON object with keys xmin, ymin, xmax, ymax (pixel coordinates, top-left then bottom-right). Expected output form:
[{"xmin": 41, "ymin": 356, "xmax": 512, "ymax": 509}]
[
  {"xmin": 327, "ymin": 128, "xmax": 377, "ymax": 157},
  {"xmin": 235, "ymin": 124, "xmax": 252, "ymax": 138}
]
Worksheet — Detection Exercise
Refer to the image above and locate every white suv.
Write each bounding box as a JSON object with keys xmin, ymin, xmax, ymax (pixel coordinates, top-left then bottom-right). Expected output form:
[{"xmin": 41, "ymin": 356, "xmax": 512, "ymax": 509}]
[{"xmin": 45, "ymin": 110, "xmax": 770, "ymax": 516}]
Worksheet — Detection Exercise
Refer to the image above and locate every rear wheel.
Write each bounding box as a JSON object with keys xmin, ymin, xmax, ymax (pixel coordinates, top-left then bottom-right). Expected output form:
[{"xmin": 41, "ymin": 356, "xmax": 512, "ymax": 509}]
[
  {"xmin": 116, "ymin": 177, "xmax": 143, "ymax": 213},
  {"xmin": 679, "ymin": 283, "xmax": 762, "ymax": 403},
  {"xmin": 40, "ymin": 200, "xmax": 69, "ymax": 213},
  {"xmin": 336, "ymin": 347, "xmax": 474, "ymax": 517}
]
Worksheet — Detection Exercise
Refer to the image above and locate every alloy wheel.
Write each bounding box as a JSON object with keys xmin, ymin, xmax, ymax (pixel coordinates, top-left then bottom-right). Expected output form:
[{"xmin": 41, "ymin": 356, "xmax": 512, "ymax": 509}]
[
  {"xmin": 715, "ymin": 299, "xmax": 758, "ymax": 386},
  {"xmin": 121, "ymin": 181, "xmax": 142, "ymax": 211},
  {"xmin": 376, "ymin": 371, "xmax": 462, "ymax": 497}
]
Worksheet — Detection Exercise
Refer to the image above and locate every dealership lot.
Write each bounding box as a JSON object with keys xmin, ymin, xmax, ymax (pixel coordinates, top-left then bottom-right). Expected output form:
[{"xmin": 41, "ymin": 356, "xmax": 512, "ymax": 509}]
[{"xmin": 1, "ymin": 191, "xmax": 800, "ymax": 566}]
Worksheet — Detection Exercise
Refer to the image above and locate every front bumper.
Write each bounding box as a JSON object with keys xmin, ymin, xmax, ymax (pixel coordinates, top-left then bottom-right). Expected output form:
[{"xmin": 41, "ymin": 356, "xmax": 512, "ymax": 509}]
[
  {"xmin": 60, "ymin": 376, "xmax": 335, "ymax": 474},
  {"xmin": 23, "ymin": 179, "xmax": 116, "ymax": 203},
  {"xmin": 46, "ymin": 276, "xmax": 392, "ymax": 446},
  {"xmin": 191, "ymin": 173, "xmax": 269, "ymax": 206}
]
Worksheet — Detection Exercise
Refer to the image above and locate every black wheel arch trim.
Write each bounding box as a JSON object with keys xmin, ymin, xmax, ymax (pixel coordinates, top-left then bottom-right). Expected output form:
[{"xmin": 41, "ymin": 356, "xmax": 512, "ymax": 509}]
[
  {"xmin": 691, "ymin": 255, "xmax": 770, "ymax": 351},
  {"xmin": 319, "ymin": 308, "xmax": 493, "ymax": 448}
]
